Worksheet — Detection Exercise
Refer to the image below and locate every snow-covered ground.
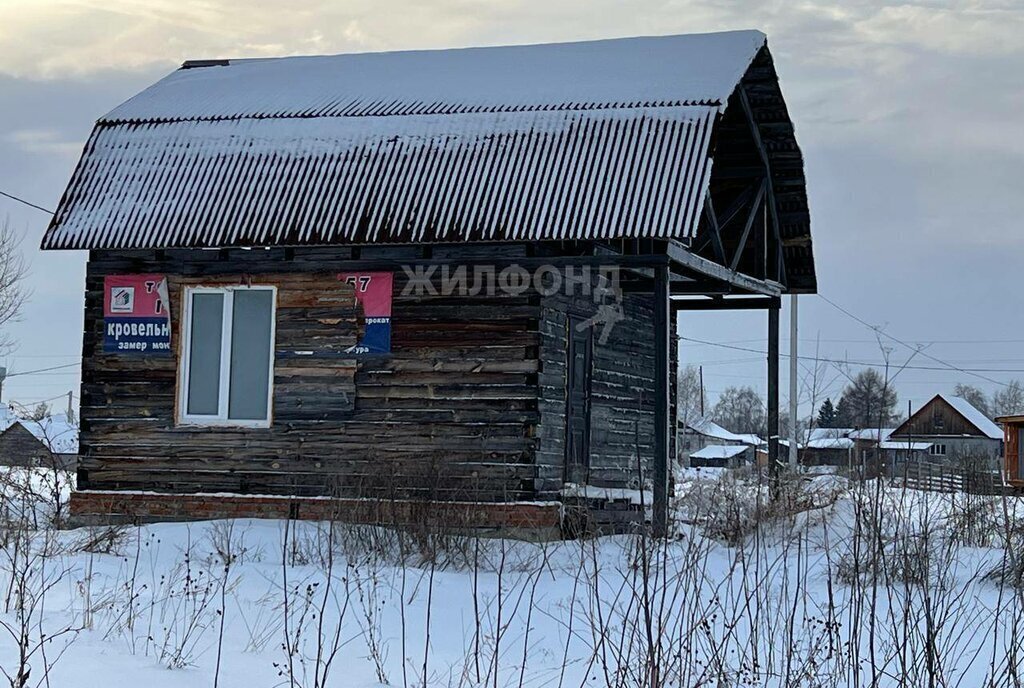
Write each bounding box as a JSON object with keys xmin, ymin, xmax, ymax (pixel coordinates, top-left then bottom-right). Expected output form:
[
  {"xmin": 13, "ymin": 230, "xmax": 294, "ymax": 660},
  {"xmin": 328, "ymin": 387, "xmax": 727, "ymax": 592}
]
[{"xmin": 1, "ymin": 468, "xmax": 1023, "ymax": 687}]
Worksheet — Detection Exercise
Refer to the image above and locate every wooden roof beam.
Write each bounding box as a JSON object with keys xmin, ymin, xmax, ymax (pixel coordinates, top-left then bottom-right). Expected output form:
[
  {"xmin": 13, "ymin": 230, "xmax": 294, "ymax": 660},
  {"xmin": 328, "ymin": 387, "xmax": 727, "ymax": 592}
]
[{"xmin": 665, "ymin": 240, "xmax": 781, "ymax": 297}]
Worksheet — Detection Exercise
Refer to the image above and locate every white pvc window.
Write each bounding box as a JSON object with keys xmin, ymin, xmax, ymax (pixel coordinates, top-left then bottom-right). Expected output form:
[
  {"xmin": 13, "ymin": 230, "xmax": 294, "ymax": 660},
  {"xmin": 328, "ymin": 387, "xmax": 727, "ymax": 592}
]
[{"xmin": 179, "ymin": 286, "xmax": 276, "ymax": 427}]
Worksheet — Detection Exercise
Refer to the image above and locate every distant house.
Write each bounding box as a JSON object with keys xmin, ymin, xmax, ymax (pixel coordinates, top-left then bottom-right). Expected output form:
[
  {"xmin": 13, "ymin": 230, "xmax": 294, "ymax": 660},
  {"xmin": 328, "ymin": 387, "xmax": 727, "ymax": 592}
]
[
  {"xmin": 0, "ymin": 410, "xmax": 79, "ymax": 470},
  {"xmin": 801, "ymin": 428, "xmax": 854, "ymax": 466},
  {"xmin": 889, "ymin": 394, "xmax": 1003, "ymax": 471},
  {"xmin": 680, "ymin": 418, "xmax": 761, "ymax": 467},
  {"xmin": 800, "ymin": 426, "xmax": 931, "ymax": 472}
]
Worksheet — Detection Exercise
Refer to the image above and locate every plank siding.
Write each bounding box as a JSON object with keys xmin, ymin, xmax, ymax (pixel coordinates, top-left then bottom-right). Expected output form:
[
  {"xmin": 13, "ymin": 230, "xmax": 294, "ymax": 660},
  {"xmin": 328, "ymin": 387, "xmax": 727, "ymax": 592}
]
[
  {"xmin": 895, "ymin": 396, "xmax": 992, "ymax": 438},
  {"xmin": 80, "ymin": 245, "xmax": 541, "ymax": 502},
  {"xmin": 0, "ymin": 424, "xmax": 58, "ymax": 468},
  {"xmin": 536, "ymin": 273, "xmax": 660, "ymax": 503}
]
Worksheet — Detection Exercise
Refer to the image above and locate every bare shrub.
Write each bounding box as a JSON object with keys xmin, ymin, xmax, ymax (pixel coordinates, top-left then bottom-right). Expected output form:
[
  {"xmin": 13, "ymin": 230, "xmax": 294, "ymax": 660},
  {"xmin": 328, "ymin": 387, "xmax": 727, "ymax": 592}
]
[
  {"xmin": 277, "ymin": 519, "xmax": 351, "ymax": 688},
  {"xmin": 834, "ymin": 532, "xmax": 936, "ymax": 587},
  {"xmin": 74, "ymin": 525, "xmax": 130, "ymax": 555},
  {"xmin": 151, "ymin": 531, "xmax": 221, "ymax": 669},
  {"xmin": 352, "ymin": 565, "xmax": 389, "ymax": 685},
  {"xmin": 0, "ymin": 527, "xmax": 81, "ymax": 687},
  {"xmin": 946, "ymin": 492, "xmax": 1003, "ymax": 548},
  {"xmin": 676, "ymin": 468, "xmax": 843, "ymax": 545},
  {"xmin": 204, "ymin": 520, "xmax": 263, "ymax": 567}
]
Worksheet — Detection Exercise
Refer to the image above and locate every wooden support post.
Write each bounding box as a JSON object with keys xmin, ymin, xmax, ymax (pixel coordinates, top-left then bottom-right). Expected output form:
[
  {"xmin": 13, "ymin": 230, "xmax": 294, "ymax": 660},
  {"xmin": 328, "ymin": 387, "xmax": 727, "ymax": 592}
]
[
  {"xmin": 788, "ymin": 294, "xmax": 799, "ymax": 468},
  {"xmin": 767, "ymin": 306, "xmax": 781, "ymax": 486},
  {"xmin": 652, "ymin": 264, "xmax": 670, "ymax": 537}
]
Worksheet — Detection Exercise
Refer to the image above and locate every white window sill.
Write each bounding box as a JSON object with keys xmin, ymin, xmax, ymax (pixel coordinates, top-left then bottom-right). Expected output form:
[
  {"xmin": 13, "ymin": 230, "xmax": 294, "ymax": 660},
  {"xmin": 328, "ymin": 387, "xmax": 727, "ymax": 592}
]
[{"xmin": 176, "ymin": 418, "xmax": 272, "ymax": 429}]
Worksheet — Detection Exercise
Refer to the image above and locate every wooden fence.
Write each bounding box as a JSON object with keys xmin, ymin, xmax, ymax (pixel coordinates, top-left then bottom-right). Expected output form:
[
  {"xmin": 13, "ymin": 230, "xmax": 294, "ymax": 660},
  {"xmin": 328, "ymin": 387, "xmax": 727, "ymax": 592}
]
[{"xmin": 898, "ymin": 462, "xmax": 1012, "ymax": 496}]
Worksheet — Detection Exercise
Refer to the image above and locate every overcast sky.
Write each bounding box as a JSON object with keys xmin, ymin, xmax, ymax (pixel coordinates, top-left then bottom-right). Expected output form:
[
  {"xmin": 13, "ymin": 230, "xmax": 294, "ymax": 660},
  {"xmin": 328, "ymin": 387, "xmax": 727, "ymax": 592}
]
[{"xmin": 0, "ymin": 0, "xmax": 1022, "ymax": 419}]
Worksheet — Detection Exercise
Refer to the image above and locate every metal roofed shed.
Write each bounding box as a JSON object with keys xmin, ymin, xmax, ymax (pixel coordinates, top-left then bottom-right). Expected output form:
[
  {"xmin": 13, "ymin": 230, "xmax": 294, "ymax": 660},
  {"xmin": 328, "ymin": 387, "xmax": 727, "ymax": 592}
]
[
  {"xmin": 691, "ymin": 445, "xmax": 749, "ymax": 459},
  {"xmin": 689, "ymin": 444, "xmax": 752, "ymax": 468},
  {"xmin": 685, "ymin": 417, "xmax": 762, "ymax": 445},
  {"xmin": 44, "ymin": 31, "xmax": 816, "ymax": 536}
]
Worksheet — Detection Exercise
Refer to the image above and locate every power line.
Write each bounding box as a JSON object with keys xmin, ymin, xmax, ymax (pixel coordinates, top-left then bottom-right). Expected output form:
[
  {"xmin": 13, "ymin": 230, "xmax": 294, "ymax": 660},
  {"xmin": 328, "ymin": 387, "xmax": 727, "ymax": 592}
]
[
  {"xmin": 0, "ymin": 190, "xmax": 54, "ymax": 215},
  {"xmin": 683, "ymin": 336, "xmax": 1024, "ymax": 347},
  {"xmin": 680, "ymin": 336, "xmax": 1024, "ymax": 375},
  {"xmin": 816, "ymin": 292, "xmax": 1010, "ymax": 388},
  {"xmin": 12, "ymin": 391, "xmax": 75, "ymax": 407},
  {"xmin": 6, "ymin": 362, "xmax": 80, "ymax": 377}
]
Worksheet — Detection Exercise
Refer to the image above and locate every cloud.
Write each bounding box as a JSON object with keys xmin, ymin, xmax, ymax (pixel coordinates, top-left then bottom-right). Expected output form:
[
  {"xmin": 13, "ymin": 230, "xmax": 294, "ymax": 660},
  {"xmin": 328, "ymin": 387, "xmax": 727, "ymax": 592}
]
[
  {"xmin": 855, "ymin": 3, "xmax": 1024, "ymax": 56},
  {"xmin": 5, "ymin": 129, "xmax": 81, "ymax": 158},
  {"xmin": 0, "ymin": 0, "xmax": 511, "ymax": 78}
]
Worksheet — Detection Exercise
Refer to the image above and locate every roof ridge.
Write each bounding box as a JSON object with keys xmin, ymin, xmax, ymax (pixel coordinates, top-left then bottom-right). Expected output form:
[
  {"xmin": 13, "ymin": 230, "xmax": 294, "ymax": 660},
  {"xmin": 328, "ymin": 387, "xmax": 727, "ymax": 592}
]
[{"xmin": 98, "ymin": 98, "xmax": 723, "ymax": 126}]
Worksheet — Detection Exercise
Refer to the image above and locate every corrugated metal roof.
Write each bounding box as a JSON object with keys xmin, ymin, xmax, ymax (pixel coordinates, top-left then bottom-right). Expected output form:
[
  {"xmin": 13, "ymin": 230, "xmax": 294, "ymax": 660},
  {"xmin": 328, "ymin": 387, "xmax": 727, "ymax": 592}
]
[
  {"xmin": 105, "ymin": 31, "xmax": 765, "ymax": 122},
  {"xmin": 42, "ymin": 31, "xmax": 783, "ymax": 251},
  {"xmin": 45, "ymin": 106, "xmax": 716, "ymax": 249}
]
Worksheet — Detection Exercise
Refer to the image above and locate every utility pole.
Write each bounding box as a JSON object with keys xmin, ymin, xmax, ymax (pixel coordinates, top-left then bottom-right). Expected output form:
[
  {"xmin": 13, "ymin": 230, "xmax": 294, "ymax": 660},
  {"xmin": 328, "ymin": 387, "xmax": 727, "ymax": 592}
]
[
  {"xmin": 0, "ymin": 367, "xmax": 6, "ymax": 405},
  {"xmin": 699, "ymin": 365, "xmax": 705, "ymax": 416},
  {"xmin": 67, "ymin": 390, "xmax": 74, "ymax": 420},
  {"xmin": 789, "ymin": 294, "xmax": 799, "ymax": 468}
]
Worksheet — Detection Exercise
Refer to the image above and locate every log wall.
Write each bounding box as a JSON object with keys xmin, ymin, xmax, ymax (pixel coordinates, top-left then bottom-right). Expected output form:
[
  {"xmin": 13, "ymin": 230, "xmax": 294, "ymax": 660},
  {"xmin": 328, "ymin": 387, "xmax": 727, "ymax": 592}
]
[
  {"xmin": 80, "ymin": 245, "xmax": 540, "ymax": 502},
  {"xmin": 79, "ymin": 244, "xmax": 668, "ymax": 516},
  {"xmin": 536, "ymin": 275, "xmax": 665, "ymax": 501}
]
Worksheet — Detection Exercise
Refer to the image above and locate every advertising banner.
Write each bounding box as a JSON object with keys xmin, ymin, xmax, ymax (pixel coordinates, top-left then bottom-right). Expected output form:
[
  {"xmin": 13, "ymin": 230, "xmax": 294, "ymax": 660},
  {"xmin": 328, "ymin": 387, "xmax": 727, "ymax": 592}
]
[
  {"xmin": 103, "ymin": 274, "xmax": 172, "ymax": 354},
  {"xmin": 338, "ymin": 272, "xmax": 393, "ymax": 355}
]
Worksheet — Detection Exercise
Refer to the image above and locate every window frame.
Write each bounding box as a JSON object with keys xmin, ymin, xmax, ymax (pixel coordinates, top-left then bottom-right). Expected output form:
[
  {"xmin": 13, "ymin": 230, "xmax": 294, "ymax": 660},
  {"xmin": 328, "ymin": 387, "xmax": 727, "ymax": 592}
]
[
  {"xmin": 177, "ymin": 285, "xmax": 277, "ymax": 428},
  {"xmin": 929, "ymin": 443, "xmax": 947, "ymax": 457}
]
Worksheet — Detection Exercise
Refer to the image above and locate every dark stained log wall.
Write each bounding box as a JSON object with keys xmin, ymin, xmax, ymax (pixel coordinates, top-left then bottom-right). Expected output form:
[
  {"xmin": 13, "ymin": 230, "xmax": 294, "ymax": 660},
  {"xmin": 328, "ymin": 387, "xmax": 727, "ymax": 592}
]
[
  {"xmin": 536, "ymin": 271, "xmax": 662, "ymax": 505},
  {"xmin": 80, "ymin": 245, "xmax": 541, "ymax": 502}
]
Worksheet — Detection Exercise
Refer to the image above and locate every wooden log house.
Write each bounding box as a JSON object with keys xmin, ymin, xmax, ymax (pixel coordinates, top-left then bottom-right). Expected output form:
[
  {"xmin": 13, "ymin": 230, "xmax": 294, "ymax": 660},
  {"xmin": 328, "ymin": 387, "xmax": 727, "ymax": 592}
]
[{"xmin": 42, "ymin": 30, "xmax": 816, "ymax": 535}]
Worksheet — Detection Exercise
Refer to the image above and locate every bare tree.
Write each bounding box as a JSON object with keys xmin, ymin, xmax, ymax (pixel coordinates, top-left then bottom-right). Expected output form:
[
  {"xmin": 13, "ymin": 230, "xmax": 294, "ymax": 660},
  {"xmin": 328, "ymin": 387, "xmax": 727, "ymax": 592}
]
[
  {"xmin": 0, "ymin": 221, "xmax": 28, "ymax": 354},
  {"xmin": 676, "ymin": 364, "xmax": 704, "ymax": 427},
  {"xmin": 952, "ymin": 383, "xmax": 989, "ymax": 417},
  {"xmin": 28, "ymin": 403, "xmax": 47, "ymax": 423},
  {"xmin": 711, "ymin": 386, "xmax": 765, "ymax": 436},
  {"xmin": 992, "ymin": 380, "xmax": 1024, "ymax": 418},
  {"xmin": 835, "ymin": 369, "xmax": 898, "ymax": 427}
]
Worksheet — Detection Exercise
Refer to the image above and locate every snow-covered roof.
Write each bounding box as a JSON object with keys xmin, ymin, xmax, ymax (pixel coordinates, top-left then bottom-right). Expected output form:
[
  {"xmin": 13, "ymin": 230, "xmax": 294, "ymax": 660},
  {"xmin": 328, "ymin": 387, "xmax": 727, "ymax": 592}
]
[
  {"xmin": 691, "ymin": 444, "xmax": 749, "ymax": 460},
  {"xmin": 686, "ymin": 418, "xmax": 761, "ymax": 445},
  {"xmin": 39, "ymin": 30, "xmax": 814, "ymax": 273},
  {"xmin": 807, "ymin": 428, "xmax": 854, "ymax": 442},
  {"xmin": 847, "ymin": 428, "xmax": 894, "ymax": 442},
  {"xmin": 807, "ymin": 437, "xmax": 854, "ymax": 450},
  {"xmin": 106, "ymin": 31, "xmax": 767, "ymax": 122},
  {"xmin": 46, "ymin": 107, "xmax": 717, "ymax": 249},
  {"xmin": 0, "ymin": 408, "xmax": 79, "ymax": 454},
  {"xmin": 733, "ymin": 432, "xmax": 765, "ymax": 446},
  {"xmin": 939, "ymin": 394, "xmax": 1003, "ymax": 440}
]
